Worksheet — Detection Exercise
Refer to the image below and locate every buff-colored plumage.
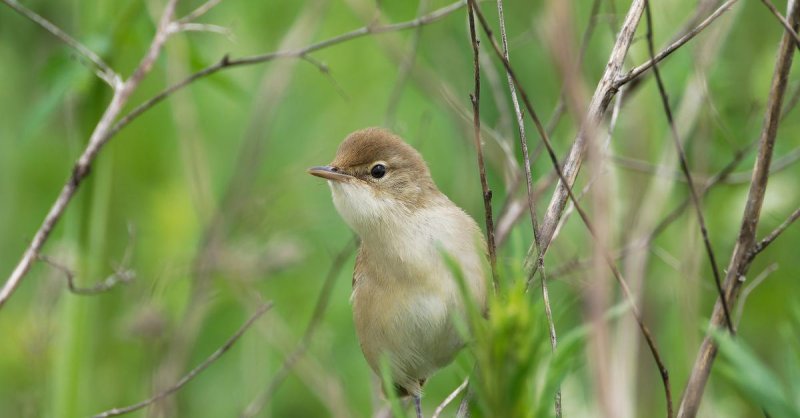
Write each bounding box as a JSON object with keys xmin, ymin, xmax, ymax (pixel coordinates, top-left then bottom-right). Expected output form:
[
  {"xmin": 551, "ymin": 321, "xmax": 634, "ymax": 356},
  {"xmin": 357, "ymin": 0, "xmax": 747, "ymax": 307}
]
[{"xmin": 309, "ymin": 128, "xmax": 487, "ymax": 399}]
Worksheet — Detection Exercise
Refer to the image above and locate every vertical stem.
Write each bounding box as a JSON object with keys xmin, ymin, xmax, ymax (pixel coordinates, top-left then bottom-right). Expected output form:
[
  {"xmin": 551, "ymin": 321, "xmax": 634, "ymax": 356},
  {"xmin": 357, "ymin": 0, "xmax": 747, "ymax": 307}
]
[
  {"xmin": 677, "ymin": 1, "xmax": 800, "ymax": 416},
  {"xmin": 467, "ymin": 0, "xmax": 499, "ymax": 291}
]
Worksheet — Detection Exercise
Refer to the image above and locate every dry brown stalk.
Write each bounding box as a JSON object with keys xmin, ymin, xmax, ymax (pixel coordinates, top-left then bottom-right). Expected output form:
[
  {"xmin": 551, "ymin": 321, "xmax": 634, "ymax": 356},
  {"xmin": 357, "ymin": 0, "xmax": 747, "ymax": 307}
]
[
  {"xmin": 0, "ymin": 0, "xmax": 179, "ymax": 309},
  {"xmin": 677, "ymin": 1, "xmax": 800, "ymax": 416},
  {"xmin": 469, "ymin": 2, "xmax": 673, "ymax": 416},
  {"xmin": 467, "ymin": 0, "xmax": 499, "ymax": 291}
]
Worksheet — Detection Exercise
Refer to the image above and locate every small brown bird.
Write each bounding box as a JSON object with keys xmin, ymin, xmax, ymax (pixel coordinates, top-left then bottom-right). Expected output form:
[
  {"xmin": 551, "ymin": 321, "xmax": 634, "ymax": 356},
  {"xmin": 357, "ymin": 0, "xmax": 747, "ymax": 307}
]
[{"xmin": 308, "ymin": 128, "xmax": 488, "ymax": 418}]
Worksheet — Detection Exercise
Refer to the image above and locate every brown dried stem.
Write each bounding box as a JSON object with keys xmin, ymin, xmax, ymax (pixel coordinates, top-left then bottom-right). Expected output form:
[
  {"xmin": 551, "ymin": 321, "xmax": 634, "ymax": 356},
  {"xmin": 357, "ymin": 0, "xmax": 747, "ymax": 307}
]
[
  {"xmin": 642, "ymin": 0, "xmax": 733, "ymax": 333},
  {"xmin": 748, "ymin": 206, "xmax": 800, "ymax": 260},
  {"xmin": 615, "ymin": 0, "xmax": 739, "ymax": 89},
  {"xmin": 467, "ymin": 1, "xmax": 499, "ymax": 292},
  {"xmin": 760, "ymin": 0, "xmax": 800, "ymax": 50},
  {"xmin": 677, "ymin": 2, "xmax": 800, "ymax": 416},
  {"xmin": 496, "ymin": 0, "xmax": 560, "ymax": 412},
  {"xmin": 0, "ymin": 0, "xmax": 466, "ymax": 311},
  {"xmin": 469, "ymin": 2, "xmax": 673, "ymax": 416},
  {"xmin": 0, "ymin": 0, "xmax": 120, "ymax": 88},
  {"xmin": 529, "ymin": 0, "xmax": 647, "ymax": 267},
  {"xmin": 0, "ymin": 0, "xmax": 179, "ymax": 310}
]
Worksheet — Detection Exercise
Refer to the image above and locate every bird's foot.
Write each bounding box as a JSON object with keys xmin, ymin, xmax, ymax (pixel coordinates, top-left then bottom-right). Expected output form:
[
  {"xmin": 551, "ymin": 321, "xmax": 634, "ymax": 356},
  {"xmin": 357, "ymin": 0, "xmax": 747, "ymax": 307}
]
[{"xmin": 413, "ymin": 394, "xmax": 423, "ymax": 418}]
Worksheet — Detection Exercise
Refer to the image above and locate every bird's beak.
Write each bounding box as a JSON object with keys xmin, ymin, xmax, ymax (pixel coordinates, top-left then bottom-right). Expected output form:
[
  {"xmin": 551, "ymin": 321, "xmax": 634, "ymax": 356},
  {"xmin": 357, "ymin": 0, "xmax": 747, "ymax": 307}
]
[{"xmin": 307, "ymin": 165, "xmax": 352, "ymax": 182}]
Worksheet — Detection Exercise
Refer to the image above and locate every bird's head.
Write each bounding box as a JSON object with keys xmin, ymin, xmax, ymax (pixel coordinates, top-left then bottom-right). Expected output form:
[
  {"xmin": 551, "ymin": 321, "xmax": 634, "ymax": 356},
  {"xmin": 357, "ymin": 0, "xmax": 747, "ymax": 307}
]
[{"xmin": 308, "ymin": 128, "xmax": 440, "ymax": 234}]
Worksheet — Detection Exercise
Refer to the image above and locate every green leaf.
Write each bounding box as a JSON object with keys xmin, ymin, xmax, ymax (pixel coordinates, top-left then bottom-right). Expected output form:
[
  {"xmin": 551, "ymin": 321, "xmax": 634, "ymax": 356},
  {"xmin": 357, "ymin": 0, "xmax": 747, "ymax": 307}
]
[{"xmin": 713, "ymin": 330, "xmax": 800, "ymax": 418}]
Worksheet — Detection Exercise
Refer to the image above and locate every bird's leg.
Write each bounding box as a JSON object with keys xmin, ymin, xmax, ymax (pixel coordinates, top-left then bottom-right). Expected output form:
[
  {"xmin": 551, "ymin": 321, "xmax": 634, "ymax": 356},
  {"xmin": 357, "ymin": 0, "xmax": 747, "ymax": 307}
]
[{"xmin": 413, "ymin": 394, "xmax": 423, "ymax": 418}]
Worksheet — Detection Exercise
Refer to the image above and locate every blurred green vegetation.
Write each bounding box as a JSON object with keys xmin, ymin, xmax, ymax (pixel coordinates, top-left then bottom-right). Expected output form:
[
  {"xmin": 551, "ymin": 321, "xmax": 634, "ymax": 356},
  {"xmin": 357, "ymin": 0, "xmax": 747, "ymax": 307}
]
[{"xmin": 1, "ymin": 0, "xmax": 799, "ymax": 417}]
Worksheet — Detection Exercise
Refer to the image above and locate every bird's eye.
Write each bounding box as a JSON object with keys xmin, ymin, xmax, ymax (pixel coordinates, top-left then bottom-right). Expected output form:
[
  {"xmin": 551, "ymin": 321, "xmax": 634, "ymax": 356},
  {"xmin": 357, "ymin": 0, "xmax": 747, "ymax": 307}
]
[{"xmin": 370, "ymin": 164, "xmax": 386, "ymax": 179}]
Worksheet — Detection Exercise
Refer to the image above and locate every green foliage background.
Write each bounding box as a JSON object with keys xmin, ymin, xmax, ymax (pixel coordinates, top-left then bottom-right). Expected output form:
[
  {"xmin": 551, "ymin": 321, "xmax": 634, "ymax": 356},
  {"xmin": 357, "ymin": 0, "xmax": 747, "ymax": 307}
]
[{"xmin": 0, "ymin": 0, "xmax": 798, "ymax": 417}]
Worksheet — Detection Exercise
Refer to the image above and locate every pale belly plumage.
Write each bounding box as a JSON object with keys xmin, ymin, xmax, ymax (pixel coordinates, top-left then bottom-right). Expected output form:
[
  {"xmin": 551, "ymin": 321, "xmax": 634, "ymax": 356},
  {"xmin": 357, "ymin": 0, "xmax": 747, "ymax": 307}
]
[{"xmin": 352, "ymin": 273, "xmax": 466, "ymax": 395}]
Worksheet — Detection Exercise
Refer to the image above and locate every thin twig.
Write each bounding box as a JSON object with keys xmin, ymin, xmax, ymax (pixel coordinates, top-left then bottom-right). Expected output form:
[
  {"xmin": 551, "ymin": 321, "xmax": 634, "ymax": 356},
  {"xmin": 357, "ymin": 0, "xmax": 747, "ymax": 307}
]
[
  {"xmin": 494, "ymin": 0, "xmax": 560, "ymax": 412},
  {"xmin": 176, "ymin": 0, "xmax": 224, "ymax": 24},
  {"xmin": 92, "ymin": 302, "xmax": 273, "ymax": 418},
  {"xmin": 760, "ymin": 0, "xmax": 800, "ymax": 50},
  {"xmin": 171, "ymin": 22, "xmax": 234, "ymax": 39},
  {"xmin": 613, "ymin": 145, "xmax": 800, "ymax": 185},
  {"xmin": 432, "ymin": 377, "xmax": 469, "ymax": 418},
  {"xmin": 38, "ymin": 255, "xmax": 135, "ymax": 295},
  {"xmin": 0, "ymin": 0, "xmax": 465, "ymax": 311},
  {"xmin": 104, "ymin": 0, "xmax": 467, "ymax": 151},
  {"xmin": 552, "ymin": 143, "xmax": 756, "ymax": 280},
  {"xmin": 615, "ymin": 0, "xmax": 739, "ymax": 88},
  {"xmin": 0, "ymin": 0, "xmax": 120, "ymax": 88},
  {"xmin": 643, "ymin": 0, "xmax": 734, "ymax": 333},
  {"xmin": 470, "ymin": 3, "xmax": 673, "ymax": 416},
  {"xmin": 37, "ymin": 225, "xmax": 136, "ymax": 294},
  {"xmin": 467, "ymin": 1, "xmax": 499, "ymax": 292},
  {"xmin": 678, "ymin": 2, "xmax": 800, "ymax": 416},
  {"xmin": 241, "ymin": 238, "xmax": 356, "ymax": 417},
  {"xmin": 748, "ymin": 206, "xmax": 800, "ymax": 260},
  {"xmin": 535, "ymin": 0, "xmax": 647, "ymax": 259},
  {"xmin": 734, "ymin": 263, "xmax": 779, "ymax": 326},
  {"xmin": 0, "ymin": 0, "xmax": 179, "ymax": 310},
  {"xmin": 385, "ymin": 0, "xmax": 430, "ymax": 127}
]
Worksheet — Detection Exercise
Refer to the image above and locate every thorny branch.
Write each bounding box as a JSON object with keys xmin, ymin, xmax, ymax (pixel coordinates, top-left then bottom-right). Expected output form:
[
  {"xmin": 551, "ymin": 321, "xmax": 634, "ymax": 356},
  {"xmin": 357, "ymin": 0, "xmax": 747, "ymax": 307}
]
[{"xmin": 92, "ymin": 302, "xmax": 273, "ymax": 418}]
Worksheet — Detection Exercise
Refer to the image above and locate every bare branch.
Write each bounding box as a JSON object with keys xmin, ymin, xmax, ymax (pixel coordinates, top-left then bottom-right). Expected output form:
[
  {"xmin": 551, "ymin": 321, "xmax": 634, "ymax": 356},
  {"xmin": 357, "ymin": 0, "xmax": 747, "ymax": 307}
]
[
  {"xmin": 643, "ymin": 0, "xmax": 733, "ymax": 333},
  {"xmin": 0, "ymin": 0, "xmax": 121, "ymax": 88},
  {"xmin": 104, "ymin": 0, "xmax": 468, "ymax": 154},
  {"xmin": 749, "ymin": 206, "xmax": 800, "ymax": 260},
  {"xmin": 0, "ymin": 0, "xmax": 465, "ymax": 311},
  {"xmin": 241, "ymin": 239, "xmax": 356, "ymax": 417},
  {"xmin": 678, "ymin": 2, "xmax": 800, "ymax": 416},
  {"xmin": 92, "ymin": 302, "xmax": 273, "ymax": 418},
  {"xmin": 734, "ymin": 263, "xmax": 779, "ymax": 326},
  {"xmin": 469, "ymin": 3, "xmax": 673, "ymax": 416},
  {"xmin": 467, "ymin": 0, "xmax": 499, "ymax": 292},
  {"xmin": 760, "ymin": 0, "xmax": 800, "ymax": 50},
  {"xmin": 176, "ymin": 0, "xmax": 224, "ymax": 24},
  {"xmin": 0, "ymin": 0, "xmax": 179, "ymax": 310},
  {"xmin": 536, "ymin": 0, "xmax": 646, "ymax": 257},
  {"xmin": 495, "ymin": 0, "xmax": 559, "ymax": 411},
  {"xmin": 171, "ymin": 22, "xmax": 234, "ymax": 40},
  {"xmin": 37, "ymin": 225, "xmax": 136, "ymax": 295},
  {"xmin": 38, "ymin": 255, "xmax": 134, "ymax": 295},
  {"xmin": 615, "ymin": 0, "xmax": 739, "ymax": 88}
]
